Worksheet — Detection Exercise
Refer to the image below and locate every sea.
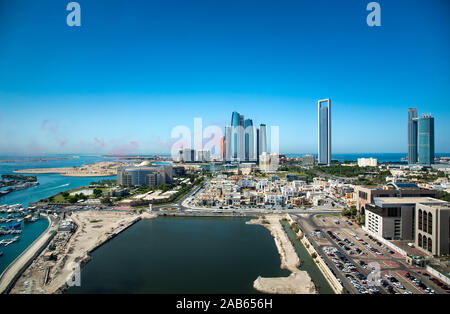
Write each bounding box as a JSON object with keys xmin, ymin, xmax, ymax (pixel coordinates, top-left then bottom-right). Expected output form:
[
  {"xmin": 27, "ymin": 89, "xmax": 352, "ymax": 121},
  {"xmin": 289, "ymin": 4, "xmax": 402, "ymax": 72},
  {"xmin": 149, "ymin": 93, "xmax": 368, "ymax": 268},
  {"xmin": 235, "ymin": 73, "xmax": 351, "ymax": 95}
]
[
  {"xmin": 0, "ymin": 154, "xmax": 117, "ymax": 274},
  {"xmin": 1, "ymin": 152, "xmax": 448, "ymax": 291}
]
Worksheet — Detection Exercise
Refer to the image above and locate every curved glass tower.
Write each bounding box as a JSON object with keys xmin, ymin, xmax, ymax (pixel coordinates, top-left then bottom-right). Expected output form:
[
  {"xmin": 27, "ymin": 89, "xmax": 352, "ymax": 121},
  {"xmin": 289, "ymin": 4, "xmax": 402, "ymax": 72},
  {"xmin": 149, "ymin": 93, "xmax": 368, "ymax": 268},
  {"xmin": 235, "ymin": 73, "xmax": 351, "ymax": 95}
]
[
  {"xmin": 418, "ymin": 114, "xmax": 434, "ymax": 165},
  {"xmin": 244, "ymin": 119, "xmax": 254, "ymax": 161}
]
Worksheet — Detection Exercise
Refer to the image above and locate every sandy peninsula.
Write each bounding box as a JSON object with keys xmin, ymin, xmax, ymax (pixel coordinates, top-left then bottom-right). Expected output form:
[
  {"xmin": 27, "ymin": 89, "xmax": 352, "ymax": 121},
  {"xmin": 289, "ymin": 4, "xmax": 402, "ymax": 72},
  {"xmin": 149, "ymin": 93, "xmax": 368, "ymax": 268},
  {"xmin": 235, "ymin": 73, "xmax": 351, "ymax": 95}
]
[
  {"xmin": 9, "ymin": 210, "xmax": 156, "ymax": 294},
  {"xmin": 247, "ymin": 215, "xmax": 317, "ymax": 294},
  {"xmin": 13, "ymin": 161, "xmax": 128, "ymax": 177}
]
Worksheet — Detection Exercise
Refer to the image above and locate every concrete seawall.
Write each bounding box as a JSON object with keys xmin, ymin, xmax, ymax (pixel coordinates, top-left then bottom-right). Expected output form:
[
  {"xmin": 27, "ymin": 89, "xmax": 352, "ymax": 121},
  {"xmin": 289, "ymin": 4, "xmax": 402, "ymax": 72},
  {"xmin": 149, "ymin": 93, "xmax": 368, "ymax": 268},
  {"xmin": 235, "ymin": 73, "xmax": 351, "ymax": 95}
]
[
  {"xmin": 286, "ymin": 214, "xmax": 344, "ymax": 294},
  {"xmin": 0, "ymin": 215, "xmax": 56, "ymax": 294}
]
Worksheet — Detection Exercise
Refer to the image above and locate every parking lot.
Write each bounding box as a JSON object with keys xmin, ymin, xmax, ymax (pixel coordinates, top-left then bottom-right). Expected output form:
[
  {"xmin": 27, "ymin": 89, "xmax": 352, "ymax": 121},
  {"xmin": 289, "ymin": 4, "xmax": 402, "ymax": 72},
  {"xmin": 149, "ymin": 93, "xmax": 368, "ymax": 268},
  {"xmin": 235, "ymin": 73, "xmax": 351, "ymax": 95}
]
[{"xmin": 294, "ymin": 214, "xmax": 449, "ymax": 294}]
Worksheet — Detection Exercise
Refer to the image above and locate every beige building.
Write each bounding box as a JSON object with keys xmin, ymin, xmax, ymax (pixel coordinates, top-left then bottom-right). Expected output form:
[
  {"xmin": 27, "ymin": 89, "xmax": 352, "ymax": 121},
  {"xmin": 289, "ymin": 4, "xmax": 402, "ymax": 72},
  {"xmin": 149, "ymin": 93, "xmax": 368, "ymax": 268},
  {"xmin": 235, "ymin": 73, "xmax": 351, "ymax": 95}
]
[
  {"xmin": 415, "ymin": 203, "xmax": 450, "ymax": 256},
  {"xmin": 356, "ymin": 182, "xmax": 437, "ymax": 215},
  {"xmin": 365, "ymin": 197, "xmax": 446, "ymax": 241}
]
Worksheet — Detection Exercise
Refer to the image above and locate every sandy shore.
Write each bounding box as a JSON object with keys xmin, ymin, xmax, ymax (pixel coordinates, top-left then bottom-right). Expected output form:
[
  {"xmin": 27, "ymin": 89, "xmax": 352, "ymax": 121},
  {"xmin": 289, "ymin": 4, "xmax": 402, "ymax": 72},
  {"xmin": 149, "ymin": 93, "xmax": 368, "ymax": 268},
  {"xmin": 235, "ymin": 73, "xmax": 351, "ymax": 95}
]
[
  {"xmin": 13, "ymin": 161, "xmax": 129, "ymax": 177},
  {"xmin": 247, "ymin": 215, "xmax": 317, "ymax": 294},
  {"xmin": 9, "ymin": 210, "xmax": 156, "ymax": 294}
]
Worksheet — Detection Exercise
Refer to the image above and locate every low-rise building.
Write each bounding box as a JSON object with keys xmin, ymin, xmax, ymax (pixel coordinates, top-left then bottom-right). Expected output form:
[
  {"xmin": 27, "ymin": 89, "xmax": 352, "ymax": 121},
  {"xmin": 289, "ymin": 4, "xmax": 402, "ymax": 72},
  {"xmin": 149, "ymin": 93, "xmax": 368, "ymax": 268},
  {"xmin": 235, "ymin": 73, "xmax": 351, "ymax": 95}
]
[{"xmin": 415, "ymin": 202, "xmax": 450, "ymax": 256}]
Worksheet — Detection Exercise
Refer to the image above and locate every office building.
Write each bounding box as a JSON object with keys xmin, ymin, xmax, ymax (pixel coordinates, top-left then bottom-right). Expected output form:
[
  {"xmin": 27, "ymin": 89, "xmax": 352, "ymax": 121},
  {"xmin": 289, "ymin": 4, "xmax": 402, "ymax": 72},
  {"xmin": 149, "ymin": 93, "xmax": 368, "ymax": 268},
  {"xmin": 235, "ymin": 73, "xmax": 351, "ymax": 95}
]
[
  {"xmin": 415, "ymin": 202, "xmax": 450, "ymax": 256},
  {"xmin": 244, "ymin": 119, "xmax": 255, "ymax": 161},
  {"xmin": 408, "ymin": 107, "xmax": 418, "ymax": 164},
  {"xmin": 355, "ymin": 182, "xmax": 437, "ymax": 215},
  {"xmin": 196, "ymin": 149, "xmax": 211, "ymax": 162},
  {"xmin": 418, "ymin": 114, "xmax": 435, "ymax": 166},
  {"xmin": 179, "ymin": 148, "xmax": 195, "ymax": 162},
  {"xmin": 301, "ymin": 155, "xmax": 316, "ymax": 166},
  {"xmin": 225, "ymin": 112, "xmax": 265, "ymax": 163},
  {"xmin": 259, "ymin": 124, "xmax": 267, "ymax": 155},
  {"xmin": 365, "ymin": 197, "xmax": 446, "ymax": 240},
  {"xmin": 318, "ymin": 99, "xmax": 331, "ymax": 166},
  {"xmin": 408, "ymin": 108, "xmax": 435, "ymax": 166}
]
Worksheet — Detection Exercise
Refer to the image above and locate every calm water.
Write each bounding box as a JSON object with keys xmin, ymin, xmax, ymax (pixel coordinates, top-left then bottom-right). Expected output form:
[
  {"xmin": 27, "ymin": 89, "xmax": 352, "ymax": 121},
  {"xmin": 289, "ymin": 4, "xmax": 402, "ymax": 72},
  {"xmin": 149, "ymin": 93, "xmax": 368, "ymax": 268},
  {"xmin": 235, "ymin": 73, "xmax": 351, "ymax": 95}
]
[
  {"xmin": 281, "ymin": 221, "xmax": 334, "ymax": 294},
  {"xmin": 67, "ymin": 217, "xmax": 291, "ymax": 294},
  {"xmin": 0, "ymin": 155, "xmax": 116, "ymax": 275}
]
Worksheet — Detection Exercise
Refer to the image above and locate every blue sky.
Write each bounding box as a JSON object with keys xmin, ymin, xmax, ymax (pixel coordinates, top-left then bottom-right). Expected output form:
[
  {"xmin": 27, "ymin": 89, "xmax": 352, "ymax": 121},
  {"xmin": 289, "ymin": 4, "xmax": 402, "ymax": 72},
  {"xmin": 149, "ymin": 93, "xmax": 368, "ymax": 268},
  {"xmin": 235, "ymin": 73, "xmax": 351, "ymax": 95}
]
[{"xmin": 0, "ymin": 0, "xmax": 449, "ymax": 155}]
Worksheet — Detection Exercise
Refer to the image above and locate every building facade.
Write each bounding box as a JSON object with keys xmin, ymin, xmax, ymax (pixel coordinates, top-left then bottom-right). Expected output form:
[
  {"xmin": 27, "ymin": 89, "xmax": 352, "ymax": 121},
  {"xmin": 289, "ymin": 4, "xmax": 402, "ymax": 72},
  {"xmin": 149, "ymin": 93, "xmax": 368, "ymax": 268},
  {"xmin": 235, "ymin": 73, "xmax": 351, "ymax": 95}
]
[
  {"xmin": 318, "ymin": 99, "xmax": 331, "ymax": 166},
  {"xmin": 415, "ymin": 203, "xmax": 450, "ymax": 256},
  {"xmin": 408, "ymin": 107, "xmax": 418, "ymax": 164},
  {"xmin": 418, "ymin": 114, "xmax": 435, "ymax": 166}
]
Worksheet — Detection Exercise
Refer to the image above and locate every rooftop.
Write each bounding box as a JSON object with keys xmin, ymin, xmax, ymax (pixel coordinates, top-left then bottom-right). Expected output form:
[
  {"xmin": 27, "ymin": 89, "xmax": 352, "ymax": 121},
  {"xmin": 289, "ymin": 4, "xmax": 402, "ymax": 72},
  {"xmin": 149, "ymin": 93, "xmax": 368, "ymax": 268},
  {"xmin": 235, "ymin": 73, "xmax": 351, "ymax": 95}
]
[{"xmin": 374, "ymin": 197, "xmax": 447, "ymax": 207}]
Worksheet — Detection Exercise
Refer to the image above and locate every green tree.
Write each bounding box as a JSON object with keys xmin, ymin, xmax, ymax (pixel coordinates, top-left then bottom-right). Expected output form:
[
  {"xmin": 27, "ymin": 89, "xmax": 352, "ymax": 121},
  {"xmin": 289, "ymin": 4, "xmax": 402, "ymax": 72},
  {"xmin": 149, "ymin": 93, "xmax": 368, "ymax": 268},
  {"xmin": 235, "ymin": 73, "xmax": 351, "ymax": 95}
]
[{"xmin": 93, "ymin": 188, "xmax": 103, "ymax": 198}]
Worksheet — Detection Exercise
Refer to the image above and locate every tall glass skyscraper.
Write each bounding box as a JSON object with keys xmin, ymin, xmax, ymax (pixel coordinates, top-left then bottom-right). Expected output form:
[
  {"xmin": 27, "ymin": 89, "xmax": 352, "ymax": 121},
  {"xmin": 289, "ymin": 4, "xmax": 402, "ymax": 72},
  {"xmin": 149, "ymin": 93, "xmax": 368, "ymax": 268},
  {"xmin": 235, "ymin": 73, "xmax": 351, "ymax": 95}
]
[
  {"xmin": 231, "ymin": 111, "xmax": 241, "ymax": 160},
  {"xmin": 259, "ymin": 124, "xmax": 267, "ymax": 156},
  {"xmin": 408, "ymin": 107, "xmax": 418, "ymax": 164},
  {"xmin": 226, "ymin": 111, "xmax": 265, "ymax": 163},
  {"xmin": 244, "ymin": 119, "xmax": 254, "ymax": 161},
  {"xmin": 418, "ymin": 114, "xmax": 435, "ymax": 165},
  {"xmin": 318, "ymin": 99, "xmax": 331, "ymax": 166}
]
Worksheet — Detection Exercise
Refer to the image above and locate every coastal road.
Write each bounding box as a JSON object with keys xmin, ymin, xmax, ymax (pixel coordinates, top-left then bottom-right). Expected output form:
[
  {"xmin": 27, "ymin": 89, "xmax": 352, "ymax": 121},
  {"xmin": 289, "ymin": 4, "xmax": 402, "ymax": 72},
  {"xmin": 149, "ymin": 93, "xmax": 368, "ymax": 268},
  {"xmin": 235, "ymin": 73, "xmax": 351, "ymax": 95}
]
[{"xmin": 0, "ymin": 215, "xmax": 57, "ymax": 294}]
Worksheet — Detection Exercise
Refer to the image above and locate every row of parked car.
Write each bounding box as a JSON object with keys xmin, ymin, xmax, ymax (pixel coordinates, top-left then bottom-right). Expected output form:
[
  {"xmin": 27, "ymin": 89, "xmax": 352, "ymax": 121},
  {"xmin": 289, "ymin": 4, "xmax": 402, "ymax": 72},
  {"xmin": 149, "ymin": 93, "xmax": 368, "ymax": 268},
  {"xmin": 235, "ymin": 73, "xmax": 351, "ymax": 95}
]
[
  {"xmin": 327, "ymin": 231, "xmax": 364, "ymax": 256},
  {"xmin": 323, "ymin": 246, "xmax": 380, "ymax": 294},
  {"xmin": 405, "ymin": 272, "xmax": 438, "ymax": 294},
  {"xmin": 367, "ymin": 234, "xmax": 396, "ymax": 255}
]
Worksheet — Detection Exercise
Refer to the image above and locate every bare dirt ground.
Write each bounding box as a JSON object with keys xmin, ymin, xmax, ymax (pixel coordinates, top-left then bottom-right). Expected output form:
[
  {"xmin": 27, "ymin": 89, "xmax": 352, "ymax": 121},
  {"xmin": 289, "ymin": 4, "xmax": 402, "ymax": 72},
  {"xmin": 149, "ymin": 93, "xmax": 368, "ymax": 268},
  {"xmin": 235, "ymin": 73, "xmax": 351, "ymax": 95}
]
[
  {"xmin": 247, "ymin": 215, "xmax": 317, "ymax": 294},
  {"xmin": 10, "ymin": 210, "xmax": 156, "ymax": 294}
]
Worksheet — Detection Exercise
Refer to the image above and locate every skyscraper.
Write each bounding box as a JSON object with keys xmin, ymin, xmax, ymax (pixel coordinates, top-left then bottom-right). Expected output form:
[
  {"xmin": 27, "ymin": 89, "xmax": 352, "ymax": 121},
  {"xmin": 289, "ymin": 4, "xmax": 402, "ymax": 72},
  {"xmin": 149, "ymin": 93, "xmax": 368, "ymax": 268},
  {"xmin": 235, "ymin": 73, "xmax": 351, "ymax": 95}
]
[
  {"xmin": 418, "ymin": 114, "xmax": 435, "ymax": 165},
  {"xmin": 225, "ymin": 126, "xmax": 232, "ymax": 162},
  {"xmin": 318, "ymin": 99, "xmax": 331, "ymax": 166},
  {"xmin": 244, "ymin": 119, "xmax": 254, "ymax": 161},
  {"xmin": 256, "ymin": 128, "xmax": 260, "ymax": 163},
  {"xmin": 408, "ymin": 107, "xmax": 418, "ymax": 164},
  {"xmin": 259, "ymin": 124, "xmax": 267, "ymax": 156},
  {"xmin": 231, "ymin": 111, "xmax": 240, "ymax": 160},
  {"xmin": 226, "ymin": 111, "xmax": 264, "ymax": 163}
]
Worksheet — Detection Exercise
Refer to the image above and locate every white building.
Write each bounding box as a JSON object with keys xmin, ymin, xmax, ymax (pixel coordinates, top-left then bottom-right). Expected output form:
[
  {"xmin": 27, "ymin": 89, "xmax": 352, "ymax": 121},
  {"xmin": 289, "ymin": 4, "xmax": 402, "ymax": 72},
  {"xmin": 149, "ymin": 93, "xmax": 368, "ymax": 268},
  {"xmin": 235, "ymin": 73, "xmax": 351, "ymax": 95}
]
[
  {"xmin": 357, "ymin": 158, "xmax": 378, "ymax": 167},
  {"xmin": 259, "ymin": 152, "xmax": 279, "ymax": 172},
  {"xmin": 196, "ymin": 149, "xmax": 211, "ymax": 162}
]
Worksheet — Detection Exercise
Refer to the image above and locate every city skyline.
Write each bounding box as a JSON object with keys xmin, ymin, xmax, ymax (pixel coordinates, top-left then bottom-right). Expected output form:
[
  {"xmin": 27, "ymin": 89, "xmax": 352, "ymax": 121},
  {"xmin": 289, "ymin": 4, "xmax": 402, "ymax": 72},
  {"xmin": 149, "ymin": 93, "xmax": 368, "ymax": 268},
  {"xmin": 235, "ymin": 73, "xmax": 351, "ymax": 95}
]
[{"xmin": 0, "ymin": 0, "xmax": 449, "ymax": 155}]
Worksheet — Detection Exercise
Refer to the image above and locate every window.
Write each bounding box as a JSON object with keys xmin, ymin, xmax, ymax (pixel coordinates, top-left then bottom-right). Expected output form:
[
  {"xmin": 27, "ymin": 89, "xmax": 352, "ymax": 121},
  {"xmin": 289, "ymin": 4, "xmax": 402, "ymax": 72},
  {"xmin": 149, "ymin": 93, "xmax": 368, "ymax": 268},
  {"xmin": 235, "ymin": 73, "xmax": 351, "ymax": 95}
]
[
  {"xmin": 418, "ymin": 210, "xmax": 422, "ymax": 231},
  {"xmin": 428, "ymin": 237, "xmax": 432, "ymax": 252},
  {"xmin": 428, "ymin": 213, "xmax": 432, "ymax": 234},
  {"xmin": 418, "ymin": 234, "xmax": 422, "ymax": 247},
  {"xmin": 423, "ymin": 212, "xmax": 428, "ymax": 234}
]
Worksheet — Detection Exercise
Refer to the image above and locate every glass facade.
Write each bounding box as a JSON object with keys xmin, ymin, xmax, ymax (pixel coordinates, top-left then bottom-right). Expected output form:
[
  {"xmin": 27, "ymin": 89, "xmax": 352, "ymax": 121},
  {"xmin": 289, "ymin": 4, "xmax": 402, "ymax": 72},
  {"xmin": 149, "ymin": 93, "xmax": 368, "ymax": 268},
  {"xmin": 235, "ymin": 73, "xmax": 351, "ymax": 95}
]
[
  {"xmin": 408, "ymin": 107, "xmax": 418, "ymax": 164},
  {"xmin": 418, "ymin": 115, "xmax": 435, "ymax": 165},
  {"xmin": 318, "ymin": 99, "xmax": 331, "ymax": 165}
]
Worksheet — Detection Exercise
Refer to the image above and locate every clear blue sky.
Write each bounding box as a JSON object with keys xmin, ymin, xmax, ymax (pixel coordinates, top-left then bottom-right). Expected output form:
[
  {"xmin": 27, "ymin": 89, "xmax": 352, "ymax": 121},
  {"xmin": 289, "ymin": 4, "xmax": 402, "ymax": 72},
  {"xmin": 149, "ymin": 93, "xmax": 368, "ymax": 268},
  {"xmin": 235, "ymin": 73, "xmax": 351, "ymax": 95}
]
[{"xmin": 0, "ymin": 0, "xmax": 449, "ymax": 155}]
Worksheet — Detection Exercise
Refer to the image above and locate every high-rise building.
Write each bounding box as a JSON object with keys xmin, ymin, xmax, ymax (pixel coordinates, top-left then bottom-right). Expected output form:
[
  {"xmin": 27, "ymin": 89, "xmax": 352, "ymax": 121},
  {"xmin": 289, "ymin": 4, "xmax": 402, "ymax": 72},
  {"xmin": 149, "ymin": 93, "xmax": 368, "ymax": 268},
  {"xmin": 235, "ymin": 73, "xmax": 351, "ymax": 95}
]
[
  {"xmin": 244, "ymin": 119, "xmax": 254, "ymax": 161},
  {"xmin": 231, "ymin": 111, "xmax": 242, "ymax": 160},
  {"xmin": 418, "ymin": 114, "xmax": 435, "ymax": 165},
  {"xmin": 256, "ymin": 128, "xmax": 260, "ymax": 163},
  {"xmin": 408, "ymin": 107, "xmax": 418, "ymax": 164},
  {"xmin": 220, "ymin": 136, "xmax": 225, "ymax": 161},
  {"xmin": 225, "ymin": 126, "xmax": 232, "ymax": 162},
  {"xmin": 259, "ymin": 124, "xmax": 267, "ymax": 155},
  {"xmin": 318, "ymin": 99, "xmax": 331, "ymax": 166}
]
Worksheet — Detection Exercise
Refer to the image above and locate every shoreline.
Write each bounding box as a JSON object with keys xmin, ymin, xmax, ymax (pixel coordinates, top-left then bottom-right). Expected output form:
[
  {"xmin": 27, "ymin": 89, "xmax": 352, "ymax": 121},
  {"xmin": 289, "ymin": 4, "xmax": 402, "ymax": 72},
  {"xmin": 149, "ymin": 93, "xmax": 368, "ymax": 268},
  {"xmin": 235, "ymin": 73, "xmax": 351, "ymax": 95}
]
[
  {"xmin": 8, "ymin": 210, "xmax": 156, "ymax": 294},
  {"xmin": 247, "ymin": 215, "xmax": 317, "ymax": 294},
  {"xmin": 0, "ymin": 214, "xmax": 55, "ymax": 294},
  {"xmin": 13, "ymin": 161, "xmax": 126, "ymax": 177}
]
